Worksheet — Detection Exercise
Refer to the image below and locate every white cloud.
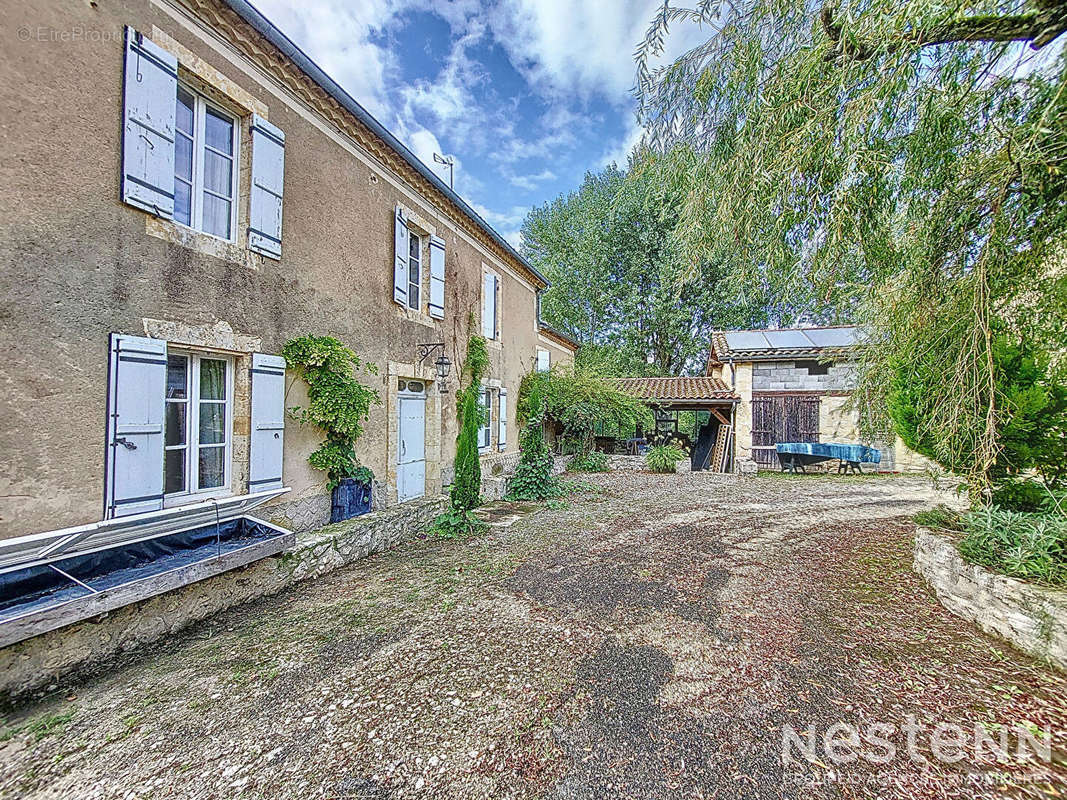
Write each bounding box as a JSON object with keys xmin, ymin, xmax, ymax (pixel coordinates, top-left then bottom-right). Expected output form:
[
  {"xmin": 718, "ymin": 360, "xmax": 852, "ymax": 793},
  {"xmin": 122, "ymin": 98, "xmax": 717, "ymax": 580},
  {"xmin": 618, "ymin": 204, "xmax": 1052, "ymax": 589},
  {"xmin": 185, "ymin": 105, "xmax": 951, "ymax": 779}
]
[
  {"xmin": 486, "ymin": 0, "xmax": 662, "ymax": 104},
  {"xmin": 470, "ymin": 201, "xmax": 529, "ymax": 248},
  {"xmin": 509, "ymin": 168, "xmax": 557, "ymax": 191},
  {"xmin": 251, "ymin": 0, "xmax": 402, "ymax": 121},
  {"xmin": 599, "ymin": 113, "xmax": 645, "ymax": 169}
]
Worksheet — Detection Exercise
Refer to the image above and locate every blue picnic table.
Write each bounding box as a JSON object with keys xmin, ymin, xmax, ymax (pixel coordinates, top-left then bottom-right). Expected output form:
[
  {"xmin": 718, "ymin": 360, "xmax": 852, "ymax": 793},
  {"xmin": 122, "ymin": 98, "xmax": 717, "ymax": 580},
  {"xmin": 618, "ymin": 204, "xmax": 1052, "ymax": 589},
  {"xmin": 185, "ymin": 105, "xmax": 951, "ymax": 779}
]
[{"xmin": 775, "ymin": 442, "xmax": 881, "ymax": 474}]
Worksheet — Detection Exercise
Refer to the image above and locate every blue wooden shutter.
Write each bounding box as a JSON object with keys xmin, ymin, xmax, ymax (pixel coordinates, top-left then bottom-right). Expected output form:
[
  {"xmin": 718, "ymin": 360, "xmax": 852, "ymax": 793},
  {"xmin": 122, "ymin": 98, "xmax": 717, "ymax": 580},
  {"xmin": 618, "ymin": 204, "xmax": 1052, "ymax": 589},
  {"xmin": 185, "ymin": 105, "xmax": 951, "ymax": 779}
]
[
  {"xmin": 248, "ymin": 116, "xmax": 285, "ymax": 259},
  {"xmin": 105, "ymin": 334, "xmax": 167, "ymax": 518},
  {"xmin": 429, "ymin": 235, "xmax": 445, "ymax": 319},
  {"xmin": 481, "ymin": 274, "xmax": 496, "ymax": 339},
  {"xmin": 394, "ymin": 208, "xmax": 409, "ymax": 305},
  {"xmin": 121, "ymin": 27, "xmax": 177, "ymax": 218},
  {"xmin": 249, "ymin": 353, "xmax": 286, "ymax": 492},
  {"xmin": 498, "ymin": 388, "xmax": 508, "ymax": 451}
]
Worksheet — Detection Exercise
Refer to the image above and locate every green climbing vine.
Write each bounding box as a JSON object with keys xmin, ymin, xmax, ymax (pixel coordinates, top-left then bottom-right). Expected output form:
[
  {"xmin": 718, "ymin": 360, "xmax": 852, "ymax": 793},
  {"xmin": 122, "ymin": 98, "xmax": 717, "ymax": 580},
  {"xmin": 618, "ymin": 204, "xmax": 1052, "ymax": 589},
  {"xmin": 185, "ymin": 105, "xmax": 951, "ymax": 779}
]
[{"xmin": 282, "ymin": 335, "xmax": 381, "ymax": 490}]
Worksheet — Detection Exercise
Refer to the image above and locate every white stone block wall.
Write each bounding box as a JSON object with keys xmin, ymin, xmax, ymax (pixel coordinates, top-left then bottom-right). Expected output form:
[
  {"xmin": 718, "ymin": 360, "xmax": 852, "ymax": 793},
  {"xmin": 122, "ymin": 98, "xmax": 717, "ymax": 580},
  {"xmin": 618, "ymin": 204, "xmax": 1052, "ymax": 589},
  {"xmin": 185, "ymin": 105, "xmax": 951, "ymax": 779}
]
[
  {"xmin": 914, "ymin": 528, "xmax": 1067, "ymax": 670},
  {"xmin": 751, "ymin": 359, "xmax": 857, "ymax": 392}
]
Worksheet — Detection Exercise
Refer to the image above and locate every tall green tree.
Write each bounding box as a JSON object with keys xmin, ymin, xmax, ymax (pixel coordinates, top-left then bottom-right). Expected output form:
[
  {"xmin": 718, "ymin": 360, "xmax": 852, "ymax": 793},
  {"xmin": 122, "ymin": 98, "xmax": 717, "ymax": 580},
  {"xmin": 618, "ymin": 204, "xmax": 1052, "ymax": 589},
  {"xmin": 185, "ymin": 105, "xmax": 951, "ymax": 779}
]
[
  {"xmin": 636, "ymin": 0, "xmax": 1067, "ymax": 493},
  {"xmin": 521, "ymin": 159, "xmax": 769, "ymax": 375}
]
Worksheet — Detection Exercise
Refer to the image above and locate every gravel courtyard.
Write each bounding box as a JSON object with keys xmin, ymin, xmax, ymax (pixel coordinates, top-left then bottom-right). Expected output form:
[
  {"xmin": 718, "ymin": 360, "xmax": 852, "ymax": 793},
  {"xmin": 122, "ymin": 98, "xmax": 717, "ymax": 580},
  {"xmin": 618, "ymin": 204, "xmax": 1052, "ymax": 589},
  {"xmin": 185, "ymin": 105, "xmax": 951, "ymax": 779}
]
[{"xmin": 1, "ymin": 473, "xmax": 1064, "ymax": 799}]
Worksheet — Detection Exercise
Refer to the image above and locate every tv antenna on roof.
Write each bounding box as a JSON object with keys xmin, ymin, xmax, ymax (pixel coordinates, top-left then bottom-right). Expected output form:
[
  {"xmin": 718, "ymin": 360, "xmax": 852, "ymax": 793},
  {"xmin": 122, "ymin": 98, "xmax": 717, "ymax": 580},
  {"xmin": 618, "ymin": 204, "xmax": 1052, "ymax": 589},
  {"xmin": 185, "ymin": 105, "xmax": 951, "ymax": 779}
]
[{"xmin": 433, "ymin": 152, "xmax": 455, "ymax": 189}]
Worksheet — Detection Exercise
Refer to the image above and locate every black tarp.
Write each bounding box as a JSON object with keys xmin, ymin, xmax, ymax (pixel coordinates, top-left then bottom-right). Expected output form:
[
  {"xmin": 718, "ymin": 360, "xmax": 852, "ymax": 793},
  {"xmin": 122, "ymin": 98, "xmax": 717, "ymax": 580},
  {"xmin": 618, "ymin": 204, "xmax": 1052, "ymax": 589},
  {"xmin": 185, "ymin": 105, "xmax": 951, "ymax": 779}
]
[{"xmin": 0, "ymin": 517, "xmax": 279, "ymax": 623}]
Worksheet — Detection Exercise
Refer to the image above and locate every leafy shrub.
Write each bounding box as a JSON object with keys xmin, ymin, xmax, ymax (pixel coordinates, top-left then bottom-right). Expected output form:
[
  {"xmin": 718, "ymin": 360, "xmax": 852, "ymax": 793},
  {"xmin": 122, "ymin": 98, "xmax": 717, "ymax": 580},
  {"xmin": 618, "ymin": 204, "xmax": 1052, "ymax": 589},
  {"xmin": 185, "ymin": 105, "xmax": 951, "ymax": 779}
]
[
  {"xmin": 283, "ymin": 335, "xmax": 380, "ymax": 489},
  {"xmin": 646, "ymin": 444, "xmax": 685, "ymax": 473},
  {"xmin": 517, "ymin": 364, "xmax": 653, "ymax": 453},
  {"xmin": 430, "ymin": 507, "xmax": 487, "ymax": 539},
  {"xmin": 506, "ymin": 382, "xmax": 561, "ymax": 501},
  {"xmin": 566, "ymin": 449, "xmax": 609, "ymax": 473},
  {"xmin": 958, "ymin": 506, "xmax": 1067, "ymax": 587},
  {"xmin": 888, "ymin": 331, "xmax": 1067, "ymax": 498},
  {"xmin": 990, "ymin": 479, "xmax": 1054, "ymax": 513},
  {"xmin": 913, "ymin": 505, "xmax": 961, "ymax": 530}
]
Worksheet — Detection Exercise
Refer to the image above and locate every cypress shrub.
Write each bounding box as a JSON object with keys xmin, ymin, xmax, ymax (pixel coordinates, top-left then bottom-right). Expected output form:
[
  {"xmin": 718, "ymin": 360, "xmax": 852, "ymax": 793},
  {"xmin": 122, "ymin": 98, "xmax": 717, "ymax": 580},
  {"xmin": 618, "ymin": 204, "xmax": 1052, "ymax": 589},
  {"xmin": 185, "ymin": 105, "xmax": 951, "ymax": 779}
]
[{"xmin": 450, "ymin": 386, "xmax": 482, "ymax": 511}]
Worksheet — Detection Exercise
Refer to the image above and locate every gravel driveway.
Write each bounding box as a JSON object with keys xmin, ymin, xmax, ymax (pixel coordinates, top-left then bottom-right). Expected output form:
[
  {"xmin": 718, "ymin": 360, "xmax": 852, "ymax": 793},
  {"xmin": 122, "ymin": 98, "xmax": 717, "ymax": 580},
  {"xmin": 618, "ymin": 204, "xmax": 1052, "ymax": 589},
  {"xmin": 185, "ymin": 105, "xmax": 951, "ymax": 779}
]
[{"xmin": 1, "ymin": 473, "xmax": 1064, "ymax": 799}]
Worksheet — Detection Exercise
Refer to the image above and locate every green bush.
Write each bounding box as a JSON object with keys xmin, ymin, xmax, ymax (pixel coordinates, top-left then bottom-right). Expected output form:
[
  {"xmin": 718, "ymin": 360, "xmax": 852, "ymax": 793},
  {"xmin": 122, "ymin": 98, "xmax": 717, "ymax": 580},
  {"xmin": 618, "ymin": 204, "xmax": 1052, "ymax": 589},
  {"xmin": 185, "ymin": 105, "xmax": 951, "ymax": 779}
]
[
  {"xmin": 990, "ymin": 479, "xmax": 1055, "ymax": 513},
  {"xmin": 516, "ymin": 364, "xmax": 653, "ymax": 453},
  {"xmin": 430, "ymin": 507, "xmax": 488, "ymax": 539},
  {"xmin": 566, "ymin": 450, "xmax": 609, "ymax": 473},
  {"xmin": 506, "ymin": 383, "xmax": 560, "ymax": 501},
  {"xmin": 958, "ymin": 506, "xmax": 1067, "ymax": 587},
  {"xmin": 646, "ymin": 444, "xmax": 685, "ymax": 473},
  {"xmin": 888, "ymin": 331, "xmax": 1067, "ymax": 498},
  {"xmin": 913, "ymin": 505, "xmax": 962, "ymax": 530}
]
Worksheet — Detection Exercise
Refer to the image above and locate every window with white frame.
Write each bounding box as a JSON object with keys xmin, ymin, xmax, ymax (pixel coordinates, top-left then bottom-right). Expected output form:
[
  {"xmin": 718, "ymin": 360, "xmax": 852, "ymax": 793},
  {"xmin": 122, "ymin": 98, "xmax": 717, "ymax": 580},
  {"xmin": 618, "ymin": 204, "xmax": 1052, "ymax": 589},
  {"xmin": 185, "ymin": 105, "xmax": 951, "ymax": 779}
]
[
  {"xmin": 165, "ymin": 352, "xmax": 232, "ymax": 498},
  {"xmin": 407, "ymin": 233, "xmax": 422, "ymax": 311},
  {"xmin": 174, "ymin": 85, "xmax": 239, "ymax": 241},
  {"xmin": 478, "ymin": 387, "xmax": 493, "ymax": 450}
]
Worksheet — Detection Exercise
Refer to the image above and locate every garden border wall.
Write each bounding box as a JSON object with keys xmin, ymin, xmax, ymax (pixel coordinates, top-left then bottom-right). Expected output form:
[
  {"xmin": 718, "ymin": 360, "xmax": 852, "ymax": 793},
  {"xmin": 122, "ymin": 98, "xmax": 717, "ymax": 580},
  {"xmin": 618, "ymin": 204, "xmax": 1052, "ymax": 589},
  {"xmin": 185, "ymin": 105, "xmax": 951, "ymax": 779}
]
[
  {"xmin": 0, "ymin": 496, "xmax": 446, "ymax": 696},
  {"xmin": 913, "ymin": 528, "xmax": 1067, "ymax": 671}
]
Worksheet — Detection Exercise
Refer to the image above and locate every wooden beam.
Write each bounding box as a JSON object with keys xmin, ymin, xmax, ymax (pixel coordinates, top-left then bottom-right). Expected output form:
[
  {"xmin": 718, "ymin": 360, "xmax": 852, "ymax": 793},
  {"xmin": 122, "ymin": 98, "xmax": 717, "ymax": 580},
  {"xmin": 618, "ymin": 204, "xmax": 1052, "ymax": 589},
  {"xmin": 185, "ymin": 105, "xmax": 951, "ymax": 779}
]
[{"xmin": 710, "ymin": 408, "xmax": 730, "ymax": 426}]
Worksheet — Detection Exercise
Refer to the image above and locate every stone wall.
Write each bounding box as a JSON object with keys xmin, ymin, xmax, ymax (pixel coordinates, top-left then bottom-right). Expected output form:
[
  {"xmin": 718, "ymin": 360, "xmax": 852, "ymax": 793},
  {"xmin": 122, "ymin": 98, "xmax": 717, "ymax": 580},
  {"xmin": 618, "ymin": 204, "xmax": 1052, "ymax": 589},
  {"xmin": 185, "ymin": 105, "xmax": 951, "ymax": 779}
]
[
  {"xmin": 479, "ymin": 454, "xmax": 572, "ymax": 501},
  {"xmin": 751, "ymin": 359, "xmax": 856, "ymax": 392},
  {"xmin": 0, "ymin": 496, "xmax": 446, "ymax": 696},
  {"xmin": 914, "ymin": 528, "xmax": 1067, "ymax": 670}
]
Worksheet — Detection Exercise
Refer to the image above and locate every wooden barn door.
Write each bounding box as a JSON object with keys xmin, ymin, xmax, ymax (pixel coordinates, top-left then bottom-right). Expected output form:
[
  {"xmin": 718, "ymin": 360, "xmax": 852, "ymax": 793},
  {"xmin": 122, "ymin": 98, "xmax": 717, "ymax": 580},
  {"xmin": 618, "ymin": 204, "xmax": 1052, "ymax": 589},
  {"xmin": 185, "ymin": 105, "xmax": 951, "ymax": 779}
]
[{"xmin": 751, "ymin": 395, "xmax": 820, "ymax": 468}]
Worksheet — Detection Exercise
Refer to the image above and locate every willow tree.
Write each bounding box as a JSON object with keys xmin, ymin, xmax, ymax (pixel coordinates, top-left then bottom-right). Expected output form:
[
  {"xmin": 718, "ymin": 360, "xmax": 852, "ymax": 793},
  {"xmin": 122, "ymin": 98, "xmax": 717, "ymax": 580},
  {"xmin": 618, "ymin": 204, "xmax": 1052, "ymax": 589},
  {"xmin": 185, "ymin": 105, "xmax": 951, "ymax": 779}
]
[{"xmin": 636, "ymin": 0, "xmax": 1067, "ymax": 496}]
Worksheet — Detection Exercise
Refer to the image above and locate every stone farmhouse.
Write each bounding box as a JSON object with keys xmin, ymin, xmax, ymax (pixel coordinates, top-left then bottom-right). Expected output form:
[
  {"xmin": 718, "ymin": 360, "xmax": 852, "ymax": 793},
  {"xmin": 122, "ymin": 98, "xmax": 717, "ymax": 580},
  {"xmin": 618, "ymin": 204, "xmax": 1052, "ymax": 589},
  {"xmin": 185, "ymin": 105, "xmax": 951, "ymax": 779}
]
[{"xmin": 0, "ymin": 0, "xmax": 577, "ymax": 543}]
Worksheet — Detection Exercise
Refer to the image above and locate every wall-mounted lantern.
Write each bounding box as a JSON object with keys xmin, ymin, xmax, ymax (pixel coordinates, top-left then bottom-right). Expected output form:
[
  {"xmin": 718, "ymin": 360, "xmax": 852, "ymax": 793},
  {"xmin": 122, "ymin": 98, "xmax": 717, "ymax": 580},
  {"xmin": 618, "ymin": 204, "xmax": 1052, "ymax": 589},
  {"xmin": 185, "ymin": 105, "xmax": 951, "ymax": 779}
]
[{"xmin": 417, "ymin": 343, "xmax": 451, "ymax": 393}]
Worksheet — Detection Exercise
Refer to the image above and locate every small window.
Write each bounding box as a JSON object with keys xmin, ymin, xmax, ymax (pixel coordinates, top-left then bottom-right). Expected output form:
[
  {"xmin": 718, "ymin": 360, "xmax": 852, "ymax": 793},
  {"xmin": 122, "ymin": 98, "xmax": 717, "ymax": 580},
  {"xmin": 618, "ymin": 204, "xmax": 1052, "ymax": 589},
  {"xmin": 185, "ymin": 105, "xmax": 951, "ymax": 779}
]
[
  {"xmin": 795, "ymin": 360, "xmax": 829, "ymax": 376},
  {"xmin": 165, "ymin": 352, "xmax": 232, "ymax": 498},
  {"xmin": 536, "ymin": 348, "xmax": 550, "ymax": 373},
  {"xmin": 408, "ymin": 234, "xmax": 422, "ymax": 311},
  {"xmin": 173, "ymin": 85, "xmax": 238, "ymax": 241},
  {"xmin": 478, "ymin": 388, "xmax": 492, "ymax": 450}
]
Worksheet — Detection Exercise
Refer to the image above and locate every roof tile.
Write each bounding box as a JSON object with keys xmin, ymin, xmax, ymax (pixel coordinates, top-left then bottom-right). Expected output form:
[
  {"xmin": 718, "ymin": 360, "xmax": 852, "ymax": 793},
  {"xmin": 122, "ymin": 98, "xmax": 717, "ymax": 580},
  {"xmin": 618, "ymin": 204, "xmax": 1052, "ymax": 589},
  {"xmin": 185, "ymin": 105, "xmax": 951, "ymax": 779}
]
[{"xmin": 616, "ymin": 376, "xmax": 736, "ymax": 402}]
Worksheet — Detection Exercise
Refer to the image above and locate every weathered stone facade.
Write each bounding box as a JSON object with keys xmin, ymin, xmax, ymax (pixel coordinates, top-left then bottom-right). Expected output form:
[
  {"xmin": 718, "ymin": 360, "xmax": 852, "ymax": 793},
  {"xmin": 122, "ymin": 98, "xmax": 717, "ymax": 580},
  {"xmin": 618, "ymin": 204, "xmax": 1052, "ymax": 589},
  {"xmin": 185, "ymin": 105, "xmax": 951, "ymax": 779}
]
[
  {"xmin": 914, "ymin": 528, "xmax": 1067, "ymax": 670},
  {"xmin": 0, "ymin": 0, "xmax": 575, "ymax": 540},
  {"xmin": 0, "ymin": 496, "xmax": 446, "ymax": 696}
]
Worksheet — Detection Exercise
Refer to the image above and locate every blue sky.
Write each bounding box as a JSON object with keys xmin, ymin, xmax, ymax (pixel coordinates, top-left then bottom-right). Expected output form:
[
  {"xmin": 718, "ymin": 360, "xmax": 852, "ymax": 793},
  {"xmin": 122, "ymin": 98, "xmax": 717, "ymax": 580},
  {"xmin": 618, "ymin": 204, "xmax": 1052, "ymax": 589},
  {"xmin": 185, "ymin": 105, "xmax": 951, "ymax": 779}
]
[{"xmin": 252, "ymin": 0, "xmax": 690, "ymax": 247}]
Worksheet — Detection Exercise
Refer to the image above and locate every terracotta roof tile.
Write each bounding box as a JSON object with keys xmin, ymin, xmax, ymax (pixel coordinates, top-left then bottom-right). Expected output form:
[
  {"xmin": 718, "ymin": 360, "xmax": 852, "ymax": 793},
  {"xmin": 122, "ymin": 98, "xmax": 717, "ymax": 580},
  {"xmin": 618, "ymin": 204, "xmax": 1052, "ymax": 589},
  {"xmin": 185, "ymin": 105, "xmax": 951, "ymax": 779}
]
[{"xmin": 616, "ymin": 376, "xmax": 737, "ymax": 402}]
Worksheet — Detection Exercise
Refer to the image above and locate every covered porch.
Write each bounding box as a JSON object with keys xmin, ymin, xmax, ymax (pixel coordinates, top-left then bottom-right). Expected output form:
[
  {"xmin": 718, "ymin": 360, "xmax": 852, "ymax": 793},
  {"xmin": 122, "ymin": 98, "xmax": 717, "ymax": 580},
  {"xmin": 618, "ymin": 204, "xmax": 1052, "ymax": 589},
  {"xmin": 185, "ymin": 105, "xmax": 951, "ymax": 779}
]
[{"xmin": 614, "ymin": 377, "xmax": 740, "ymax": 472}]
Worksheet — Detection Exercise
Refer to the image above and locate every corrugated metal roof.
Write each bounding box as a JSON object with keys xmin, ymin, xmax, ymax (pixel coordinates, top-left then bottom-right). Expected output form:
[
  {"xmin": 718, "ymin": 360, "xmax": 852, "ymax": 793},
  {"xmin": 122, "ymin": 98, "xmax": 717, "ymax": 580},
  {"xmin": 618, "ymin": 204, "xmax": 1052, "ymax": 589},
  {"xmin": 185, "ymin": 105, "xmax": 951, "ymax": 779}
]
[
  {"xmin": 616, "ymin": 376, "xmax": 737, "ymax": 402},
  {"xmin": 710, "ymin": 326, "xmax": 861, "ymax": 364}
]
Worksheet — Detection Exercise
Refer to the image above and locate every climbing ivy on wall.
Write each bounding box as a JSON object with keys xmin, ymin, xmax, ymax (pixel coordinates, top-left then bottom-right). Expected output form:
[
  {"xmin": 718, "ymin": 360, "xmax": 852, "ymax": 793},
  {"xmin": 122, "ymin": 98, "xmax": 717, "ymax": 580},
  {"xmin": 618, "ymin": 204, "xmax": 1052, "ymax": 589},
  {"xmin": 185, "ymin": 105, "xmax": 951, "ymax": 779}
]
[{"xmin": 282, "ymin": 335, "xmax": 381, "ymax": 490}]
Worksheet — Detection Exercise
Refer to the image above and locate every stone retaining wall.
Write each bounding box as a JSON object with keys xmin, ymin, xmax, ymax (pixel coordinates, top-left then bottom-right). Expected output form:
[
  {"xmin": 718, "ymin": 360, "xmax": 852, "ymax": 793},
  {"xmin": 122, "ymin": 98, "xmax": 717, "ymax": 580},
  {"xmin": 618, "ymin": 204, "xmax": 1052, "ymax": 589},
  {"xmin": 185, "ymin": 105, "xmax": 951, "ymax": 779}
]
[
  {"xmin": 479, "ymin": 455, "xmax": 573, "ymax": 501},
  {"xmin": 0, "ymin": 496, "xmax": 446, "ymax": 696},
  {"xmin": 603, "ymin": 455, "xmax": 692, "ymax": 473},
  {"xmin": 914, "ymin": 528, "xmax": 1067, "ymax": 670}
]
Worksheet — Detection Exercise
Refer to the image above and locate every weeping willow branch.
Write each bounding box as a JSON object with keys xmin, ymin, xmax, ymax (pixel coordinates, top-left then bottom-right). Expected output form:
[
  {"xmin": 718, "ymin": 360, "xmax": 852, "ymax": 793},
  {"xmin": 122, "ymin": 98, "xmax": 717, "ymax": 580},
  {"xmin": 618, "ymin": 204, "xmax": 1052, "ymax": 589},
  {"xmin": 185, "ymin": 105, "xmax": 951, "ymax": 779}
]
[{"xmin": 821, "ymin": 4, "xmax": 1067, "ymax": 62}]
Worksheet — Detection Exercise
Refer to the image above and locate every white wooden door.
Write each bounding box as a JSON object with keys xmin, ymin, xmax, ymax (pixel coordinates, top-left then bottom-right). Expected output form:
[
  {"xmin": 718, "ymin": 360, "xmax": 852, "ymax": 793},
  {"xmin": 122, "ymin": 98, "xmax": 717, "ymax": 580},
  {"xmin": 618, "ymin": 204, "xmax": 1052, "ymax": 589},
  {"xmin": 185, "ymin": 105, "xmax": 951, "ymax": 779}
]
[{"xmin": 397, "ymin": 391, "xmax": 426, "ymax": 502}]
